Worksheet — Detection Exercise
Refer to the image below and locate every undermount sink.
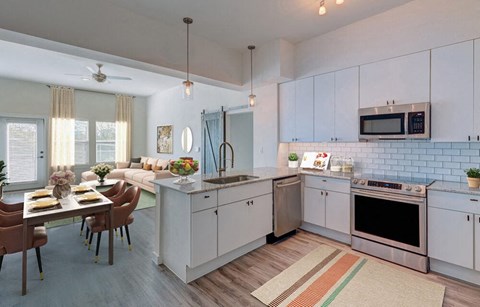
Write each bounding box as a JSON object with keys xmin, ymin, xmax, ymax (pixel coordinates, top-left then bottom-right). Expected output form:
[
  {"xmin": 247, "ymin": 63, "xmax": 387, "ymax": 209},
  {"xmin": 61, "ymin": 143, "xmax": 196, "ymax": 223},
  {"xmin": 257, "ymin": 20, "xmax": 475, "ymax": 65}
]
[{"xmin": 203, "ymin": 175, "xmax": 259, "ymax": 184}]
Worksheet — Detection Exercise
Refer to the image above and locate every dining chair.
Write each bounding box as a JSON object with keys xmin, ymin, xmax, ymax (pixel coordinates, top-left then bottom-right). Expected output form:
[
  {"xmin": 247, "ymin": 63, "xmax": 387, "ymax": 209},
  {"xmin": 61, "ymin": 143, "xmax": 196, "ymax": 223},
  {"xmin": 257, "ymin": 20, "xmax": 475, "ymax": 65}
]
[
  {"xmin": 86, "ymin": 186, "xmax": 141, "ymax": 262},
  {"xmin": 0, "ymin": 211, "xmax": 48, "ymax": 279},
  {"xmin": 81, "ymin": 180, "xmax": 127, "ymax": 238},
  {"xmin": 0, "ymin": 200, "xmax": 24, "ymax": 214}
]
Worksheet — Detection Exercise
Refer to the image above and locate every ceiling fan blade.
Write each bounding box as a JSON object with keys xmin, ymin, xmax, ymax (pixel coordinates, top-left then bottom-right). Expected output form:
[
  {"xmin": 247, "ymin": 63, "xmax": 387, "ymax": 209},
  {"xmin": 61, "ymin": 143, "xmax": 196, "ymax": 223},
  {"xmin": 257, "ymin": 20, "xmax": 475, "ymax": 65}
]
[
  {"xmin": 108, "ymin": 76, "xmax": 132, "ymax": 81},
  {"xmin": 86, "ymin": 66, "xmax": 96, "ymax": 73}
]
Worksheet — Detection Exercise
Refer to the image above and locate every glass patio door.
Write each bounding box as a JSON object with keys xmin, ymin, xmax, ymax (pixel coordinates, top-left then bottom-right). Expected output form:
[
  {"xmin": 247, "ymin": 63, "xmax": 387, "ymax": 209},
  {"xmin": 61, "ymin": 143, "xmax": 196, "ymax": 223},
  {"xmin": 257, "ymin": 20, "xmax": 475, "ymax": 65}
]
[{"xmin": 0, "ymin": 117, "xmax": 47, "ymax": 191}]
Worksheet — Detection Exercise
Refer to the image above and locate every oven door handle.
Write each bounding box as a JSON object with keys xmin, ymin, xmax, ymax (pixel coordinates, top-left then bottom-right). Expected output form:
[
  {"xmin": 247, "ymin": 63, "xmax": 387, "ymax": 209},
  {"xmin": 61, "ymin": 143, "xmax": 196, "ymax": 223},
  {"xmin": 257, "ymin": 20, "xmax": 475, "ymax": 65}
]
[{"xmin": 351, "ymin": 188, "xmax": 426, "ymax": 206}]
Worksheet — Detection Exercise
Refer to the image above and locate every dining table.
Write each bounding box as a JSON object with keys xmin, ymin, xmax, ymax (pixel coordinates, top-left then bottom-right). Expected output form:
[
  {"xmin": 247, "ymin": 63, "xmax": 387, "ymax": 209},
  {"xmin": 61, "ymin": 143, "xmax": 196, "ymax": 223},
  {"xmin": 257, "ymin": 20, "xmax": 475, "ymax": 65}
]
[{"xmin": 21, "ymin": 186, "xmax": 114, "ymax": 295}]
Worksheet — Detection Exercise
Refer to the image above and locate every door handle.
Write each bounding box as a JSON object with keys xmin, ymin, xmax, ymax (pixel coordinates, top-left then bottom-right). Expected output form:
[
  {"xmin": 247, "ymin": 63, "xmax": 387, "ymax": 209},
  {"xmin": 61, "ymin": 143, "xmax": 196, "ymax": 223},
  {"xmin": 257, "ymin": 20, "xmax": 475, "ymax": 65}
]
[{"xmin": 470, "ymin": 199, "xmax": 478, "ymax": 202}]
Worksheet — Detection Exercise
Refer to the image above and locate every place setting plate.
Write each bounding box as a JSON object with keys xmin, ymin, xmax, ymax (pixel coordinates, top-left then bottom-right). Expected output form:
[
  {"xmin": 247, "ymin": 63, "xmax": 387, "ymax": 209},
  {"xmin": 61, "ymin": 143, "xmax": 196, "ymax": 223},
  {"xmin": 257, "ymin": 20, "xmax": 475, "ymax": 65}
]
[{"xmin": 75, "ymin": 192, "xmax": 102, "ymax": 205}]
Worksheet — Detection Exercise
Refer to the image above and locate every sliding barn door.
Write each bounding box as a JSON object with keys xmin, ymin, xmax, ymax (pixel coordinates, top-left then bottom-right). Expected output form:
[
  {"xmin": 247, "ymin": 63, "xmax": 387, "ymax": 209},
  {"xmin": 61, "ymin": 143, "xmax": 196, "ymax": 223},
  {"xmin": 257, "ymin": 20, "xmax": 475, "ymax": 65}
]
[{"xmin": 201, "ymin": 110, "xmax": 225, "ymax": 175}]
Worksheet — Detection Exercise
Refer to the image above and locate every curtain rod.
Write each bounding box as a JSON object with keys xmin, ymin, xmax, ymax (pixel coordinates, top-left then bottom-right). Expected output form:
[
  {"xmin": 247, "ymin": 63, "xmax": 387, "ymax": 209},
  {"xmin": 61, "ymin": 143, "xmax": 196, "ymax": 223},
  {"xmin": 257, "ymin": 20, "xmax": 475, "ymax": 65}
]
[{"xmin": 46, "ymin": 85, "xmax": 136, "ymax": 98}]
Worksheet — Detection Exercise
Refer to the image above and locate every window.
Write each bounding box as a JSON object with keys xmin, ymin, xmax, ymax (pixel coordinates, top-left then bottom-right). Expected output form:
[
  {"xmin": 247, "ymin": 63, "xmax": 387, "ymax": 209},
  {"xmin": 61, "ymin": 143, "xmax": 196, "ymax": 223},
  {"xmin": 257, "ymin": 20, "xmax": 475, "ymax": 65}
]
[
  {"xmin": 96, "ymin": 122, "xmax": 115, "ymax": 162},
  {"xmin": 75, "ymin": 120, "xmax": 89, "ymax": 165}
]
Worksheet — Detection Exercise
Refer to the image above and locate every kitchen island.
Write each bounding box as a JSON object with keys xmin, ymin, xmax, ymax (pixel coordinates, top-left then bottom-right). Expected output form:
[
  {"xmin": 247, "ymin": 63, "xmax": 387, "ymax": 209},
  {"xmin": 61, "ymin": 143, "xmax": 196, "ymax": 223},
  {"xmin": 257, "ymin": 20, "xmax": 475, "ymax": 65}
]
[{"xmin": 151, "ymin": 167, "xmax": 298, "ymax": 283}]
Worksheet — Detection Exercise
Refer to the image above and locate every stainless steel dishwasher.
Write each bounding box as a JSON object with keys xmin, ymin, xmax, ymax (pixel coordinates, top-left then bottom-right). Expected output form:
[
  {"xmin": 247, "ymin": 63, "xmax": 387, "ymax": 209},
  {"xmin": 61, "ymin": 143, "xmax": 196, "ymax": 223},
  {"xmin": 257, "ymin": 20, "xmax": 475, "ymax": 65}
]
[{"xmin": 268, "ymin": 175, "xmax": 302, "ymax": 242}]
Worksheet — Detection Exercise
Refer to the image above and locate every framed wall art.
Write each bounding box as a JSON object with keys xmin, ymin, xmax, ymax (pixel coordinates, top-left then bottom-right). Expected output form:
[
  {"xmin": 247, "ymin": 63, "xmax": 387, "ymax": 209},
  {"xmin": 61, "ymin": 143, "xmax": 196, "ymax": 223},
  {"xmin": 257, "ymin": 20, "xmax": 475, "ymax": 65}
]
[{"xmin": 157, "ymin": 125, "xmax": 173, "ymax": 154}]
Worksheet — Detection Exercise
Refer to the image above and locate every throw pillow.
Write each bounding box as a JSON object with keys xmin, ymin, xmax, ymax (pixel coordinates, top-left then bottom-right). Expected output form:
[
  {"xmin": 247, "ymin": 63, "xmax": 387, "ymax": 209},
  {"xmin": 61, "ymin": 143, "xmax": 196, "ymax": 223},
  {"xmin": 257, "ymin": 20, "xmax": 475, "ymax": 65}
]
[
  {"xmin": 156, "ymin": 159, "xmax": 169, "ymax": 170},
  {"xmin": 143, "ymin": 163, "xmax": 152, "ymax": 171},
  {"xmin": 130, "ymin": 162, "xmax": 143, "ymax": 169},
  {"xmin": 130, "ymin": 157, "xmax": 141, "ymax": 163}
]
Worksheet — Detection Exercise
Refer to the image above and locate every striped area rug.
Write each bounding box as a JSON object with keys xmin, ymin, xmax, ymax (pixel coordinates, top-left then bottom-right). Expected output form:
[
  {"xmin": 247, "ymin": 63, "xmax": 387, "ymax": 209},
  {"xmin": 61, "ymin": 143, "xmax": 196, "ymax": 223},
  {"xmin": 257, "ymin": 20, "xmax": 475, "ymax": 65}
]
[{"xmin": 252, "ymin": 245, "xmax": 445, "ymax": 307}]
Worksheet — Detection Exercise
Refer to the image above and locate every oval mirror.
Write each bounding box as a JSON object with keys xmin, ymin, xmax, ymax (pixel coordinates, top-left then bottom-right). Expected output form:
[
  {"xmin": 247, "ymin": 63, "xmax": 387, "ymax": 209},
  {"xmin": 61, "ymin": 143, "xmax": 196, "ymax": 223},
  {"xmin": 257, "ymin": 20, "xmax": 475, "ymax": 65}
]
[{"xmin": 181, "ymin": 127, "xmax": 193, "ymax": 153}]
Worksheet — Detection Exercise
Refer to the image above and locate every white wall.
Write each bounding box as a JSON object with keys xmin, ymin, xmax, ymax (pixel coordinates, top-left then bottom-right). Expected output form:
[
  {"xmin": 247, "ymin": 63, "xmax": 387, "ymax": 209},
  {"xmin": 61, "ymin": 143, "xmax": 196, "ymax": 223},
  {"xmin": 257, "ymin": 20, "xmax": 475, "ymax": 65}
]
[
  {"xmin": 295, "ymin": 0, "xmax": 480, "ymax": 78},
  {"xmin": 0, "ymin": 77, "xmax": 147, "ymax": 182},
  {"xmin": 146, "ymin": 82, "xmax": 280, "ymax": 170}
]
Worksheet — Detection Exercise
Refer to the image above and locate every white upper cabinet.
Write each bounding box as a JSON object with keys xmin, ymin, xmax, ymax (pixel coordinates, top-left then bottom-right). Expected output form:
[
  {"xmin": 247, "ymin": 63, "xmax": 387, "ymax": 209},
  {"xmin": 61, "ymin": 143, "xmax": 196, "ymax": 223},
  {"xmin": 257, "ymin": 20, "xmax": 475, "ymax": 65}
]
[
  {"xmin": 279, "ymin": 81, "xmax": 296, "ymax": 142},
  {"xmin": 334, "ymin": 67, "xmax": 359, "ymax": 142},
  {"xmin": 359, "ymin": 51, "xmax": 430, "ymax": 108},
  {"xmin": 314, "ymin": 67, "xmax": 359, "ymax": 142},
  {"xmin": 295, "ymin": 77, "xmax": 315, "ymax": 142},
  {"xmin": 431, "ymin": 41, "xmax": 474, "ymax": 141},
  {"xmin": 314, "ymin": 73, "xmax": 335, "ymax": 142},
  {"xmin": 474, "ymin": 39, "xmax": 480, "ymax": 140},
  {"xmin": 279, "ymin": 78, "xmax": 314, "ymax": 142}
]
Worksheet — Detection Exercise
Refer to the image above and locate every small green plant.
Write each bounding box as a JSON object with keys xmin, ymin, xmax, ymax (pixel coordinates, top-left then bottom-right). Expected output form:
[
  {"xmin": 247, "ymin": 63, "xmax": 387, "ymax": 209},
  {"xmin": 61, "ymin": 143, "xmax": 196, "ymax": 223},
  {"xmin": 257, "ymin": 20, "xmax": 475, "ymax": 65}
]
[
  {"xmin": 0, "ymin": 160, "xmax": 8, "ymax": 186},
  {"xmin": 288, "ymin": 153, "xmax": 299, "ymax": 162},
  {"xmin": 465, "ymin": 168, "xmax": 480, "ymax": 178}
]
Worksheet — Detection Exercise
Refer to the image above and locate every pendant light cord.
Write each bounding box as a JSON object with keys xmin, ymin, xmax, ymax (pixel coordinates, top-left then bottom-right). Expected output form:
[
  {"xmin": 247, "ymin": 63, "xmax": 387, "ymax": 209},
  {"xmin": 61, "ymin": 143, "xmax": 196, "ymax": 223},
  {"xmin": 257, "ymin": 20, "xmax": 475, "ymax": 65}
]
[
  {"xmin": 250, "ymin": 48, "xmax": 253, "ymax": 95},
  {"xmin": 187, "ymin": 21, "xmax": 190, "ymax": 81}
]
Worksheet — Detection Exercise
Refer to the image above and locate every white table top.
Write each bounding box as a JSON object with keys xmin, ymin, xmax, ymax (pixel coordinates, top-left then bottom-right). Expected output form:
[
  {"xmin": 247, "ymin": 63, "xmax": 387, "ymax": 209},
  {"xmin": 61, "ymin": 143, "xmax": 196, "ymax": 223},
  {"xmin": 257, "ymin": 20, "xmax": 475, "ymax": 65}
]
[
  {"xmin": 23, "ymin": 189, "xmax": 112, "ymax": 220},
  {"xmin": 80, "ymin": 179, "xmax": 119, "ymax": 188}
]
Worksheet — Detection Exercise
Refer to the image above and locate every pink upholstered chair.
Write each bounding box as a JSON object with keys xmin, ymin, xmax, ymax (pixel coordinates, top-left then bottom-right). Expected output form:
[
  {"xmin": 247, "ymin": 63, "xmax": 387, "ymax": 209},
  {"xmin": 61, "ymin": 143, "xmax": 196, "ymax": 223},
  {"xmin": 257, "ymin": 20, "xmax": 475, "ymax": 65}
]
[
  {"xmin": 86, "ymin": 186, "xmax": 141, "ymax": 262},
  {"xmin": 0, "ymin": 211, "xmax": 48, "ymax": 279}
]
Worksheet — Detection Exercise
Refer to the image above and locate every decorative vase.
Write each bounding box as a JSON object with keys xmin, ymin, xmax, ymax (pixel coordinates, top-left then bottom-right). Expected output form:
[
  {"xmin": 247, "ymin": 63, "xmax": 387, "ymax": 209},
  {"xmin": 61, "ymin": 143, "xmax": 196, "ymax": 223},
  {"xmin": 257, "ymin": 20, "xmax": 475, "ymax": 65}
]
[
  {"xmin": 98, "ymin": 175, "xmax": 105, "ymax": 183},
  {"xmin": 288, "ymin": 160, "xmax": 299, "ymax": 168},
  {"xmin": 467, "ymin": 177, "xmax": 480, "ymax": 188},
  {"xmin": 52, "ymin": 183, "xmax": 72, "ymax": 199}
]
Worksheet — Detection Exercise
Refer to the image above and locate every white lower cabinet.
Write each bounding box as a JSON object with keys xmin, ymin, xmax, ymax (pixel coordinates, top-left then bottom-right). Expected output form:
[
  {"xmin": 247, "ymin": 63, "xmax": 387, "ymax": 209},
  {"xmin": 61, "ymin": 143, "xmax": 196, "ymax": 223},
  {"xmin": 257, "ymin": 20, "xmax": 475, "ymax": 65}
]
[
  {"xmin": 428, "ymin": 206, "xmax": 474, "ymax": 269},
  {"xmin": 302, "ymin": 176, "xmax": 350, "ymax": 235},
  {"xmin": 191, "ymin": 207, "xmax": 218, "ymax": 268},
  {"xmin": 428, "ymin": 190, "xmax": 480, "ymax": 272}
]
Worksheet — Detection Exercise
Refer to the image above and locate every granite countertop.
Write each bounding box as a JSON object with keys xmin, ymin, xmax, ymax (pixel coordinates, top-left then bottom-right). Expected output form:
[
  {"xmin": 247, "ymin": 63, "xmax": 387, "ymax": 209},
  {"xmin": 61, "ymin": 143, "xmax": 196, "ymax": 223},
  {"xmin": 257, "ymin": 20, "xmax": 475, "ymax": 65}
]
[
  {"xmin": 428, "ymin": 180, "xmax": 480, "ymax": 196},
  {"xmin": 151, "ymin": 167, "xmax": 355, "ymax": 194}
]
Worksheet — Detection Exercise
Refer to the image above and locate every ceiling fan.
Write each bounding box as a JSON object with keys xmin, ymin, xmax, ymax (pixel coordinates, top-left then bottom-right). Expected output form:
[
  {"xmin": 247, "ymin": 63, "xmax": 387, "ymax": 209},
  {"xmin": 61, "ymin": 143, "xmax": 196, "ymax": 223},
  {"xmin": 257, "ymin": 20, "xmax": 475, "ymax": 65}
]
[{"xmin": 66, "ymin": 63, "xmax": 132, "ymax": 83}]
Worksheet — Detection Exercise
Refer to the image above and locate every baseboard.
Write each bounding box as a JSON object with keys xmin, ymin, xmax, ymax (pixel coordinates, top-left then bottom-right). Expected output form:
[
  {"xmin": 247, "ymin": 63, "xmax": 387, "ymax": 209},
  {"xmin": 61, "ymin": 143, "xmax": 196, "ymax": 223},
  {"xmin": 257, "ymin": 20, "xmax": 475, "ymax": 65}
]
[
  {"xmin": 300, "ymin": 222, "xmax": 351, "ymax": 245},
  {"xmin": 430, "ymin": 258, "xmax": 480, "ymax": 286}
]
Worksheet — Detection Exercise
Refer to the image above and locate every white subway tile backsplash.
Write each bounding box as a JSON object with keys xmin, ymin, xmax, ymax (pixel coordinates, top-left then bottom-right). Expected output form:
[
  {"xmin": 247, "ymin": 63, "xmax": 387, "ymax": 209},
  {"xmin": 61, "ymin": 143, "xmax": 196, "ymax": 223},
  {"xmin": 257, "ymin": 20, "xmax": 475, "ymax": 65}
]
[{"xmin": 287, "ymin": 140, "xmax": 473, "ymax": 183}]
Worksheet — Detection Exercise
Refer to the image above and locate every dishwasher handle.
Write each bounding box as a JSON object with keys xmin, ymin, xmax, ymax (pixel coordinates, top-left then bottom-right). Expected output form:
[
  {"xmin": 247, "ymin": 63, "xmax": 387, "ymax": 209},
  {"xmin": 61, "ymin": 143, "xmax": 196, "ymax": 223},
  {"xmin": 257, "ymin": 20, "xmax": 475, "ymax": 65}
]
[{"xmin": 275, "ymin": 180, "xmax": 301, "ymax": 188}]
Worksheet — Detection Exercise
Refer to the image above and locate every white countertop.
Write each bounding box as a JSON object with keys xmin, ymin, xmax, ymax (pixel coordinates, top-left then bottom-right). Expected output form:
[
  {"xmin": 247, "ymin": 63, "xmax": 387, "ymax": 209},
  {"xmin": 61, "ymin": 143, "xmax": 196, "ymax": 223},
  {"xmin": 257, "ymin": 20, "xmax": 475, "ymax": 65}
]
[
  {"xmin": 151, "ymin": 167, "xmax": 354, "ymax": 194},
  {"xmin": 427, "ymin": 180, "xmax": 480, "ymax": 196}
]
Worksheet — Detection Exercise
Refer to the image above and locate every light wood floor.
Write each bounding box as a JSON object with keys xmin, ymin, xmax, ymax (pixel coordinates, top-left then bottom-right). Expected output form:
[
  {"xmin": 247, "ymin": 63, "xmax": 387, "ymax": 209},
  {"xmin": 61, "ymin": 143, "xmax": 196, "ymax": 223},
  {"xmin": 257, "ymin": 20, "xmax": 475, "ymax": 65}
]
[{"xmin": 1, "ymin": 207, "xmax": 479, "ymax": 306}]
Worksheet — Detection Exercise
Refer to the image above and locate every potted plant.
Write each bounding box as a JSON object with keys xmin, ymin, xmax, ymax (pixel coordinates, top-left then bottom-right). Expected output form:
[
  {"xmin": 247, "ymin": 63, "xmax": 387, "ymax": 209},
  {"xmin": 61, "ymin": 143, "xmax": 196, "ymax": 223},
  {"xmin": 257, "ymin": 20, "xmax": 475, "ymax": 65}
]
[
  {"xmin": 288, "ymin": 153, "xmax": 299, "ymax": 168},
  {"xmin": 465, "ymin": 167, "xmax": 480, "ymax": 188},
  {"xmin": 0, "ymin": 160, "xmax": 8, "ymax": 200}
]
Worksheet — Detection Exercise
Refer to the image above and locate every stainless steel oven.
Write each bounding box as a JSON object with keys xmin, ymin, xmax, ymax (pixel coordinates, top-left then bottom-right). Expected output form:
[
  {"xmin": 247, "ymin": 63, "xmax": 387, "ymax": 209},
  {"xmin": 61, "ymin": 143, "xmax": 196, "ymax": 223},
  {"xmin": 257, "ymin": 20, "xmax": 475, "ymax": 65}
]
[{"xmin": 351, "ymin": 176, "xmax": 431, "ymax": 273}]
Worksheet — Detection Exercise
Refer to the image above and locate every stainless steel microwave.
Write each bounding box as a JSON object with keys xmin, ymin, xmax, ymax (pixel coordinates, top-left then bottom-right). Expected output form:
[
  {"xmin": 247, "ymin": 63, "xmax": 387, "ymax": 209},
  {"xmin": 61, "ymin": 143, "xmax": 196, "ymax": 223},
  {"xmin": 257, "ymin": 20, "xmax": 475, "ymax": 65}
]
[{"xmin": 359, "ymin": 102, "xmax": 430, "ymax": 140}]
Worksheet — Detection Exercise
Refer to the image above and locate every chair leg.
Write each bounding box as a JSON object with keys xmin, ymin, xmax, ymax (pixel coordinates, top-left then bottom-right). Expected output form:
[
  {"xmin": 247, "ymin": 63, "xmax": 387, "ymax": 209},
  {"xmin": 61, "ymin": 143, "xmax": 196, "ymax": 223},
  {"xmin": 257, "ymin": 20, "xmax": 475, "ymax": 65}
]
[
  {"xmin": 120, "ymin": 226, "xmax": 124, "ymax": 241},
  {"xmin": 85, "ymin": 228, "xmax": 90, "ymax": 245},
  {"xmin": 125, "ymin": 225, "xmax": 132, "ymax": 251},
  {"xmin": 95, "ymin": 232, "xmax": 102, "ymax": 263},
  {"xmin": 35, "ymin": 247, "xmax": 44, "ymax": 280},
  {"xmin": 80, "ymin": 218, "xmax": 85, "ymax": 236},
  {"xmin": 88, "ymin": 232, "xmax": 94, "ymax": 250},
  {"xmin": 0, "ymin": 255, "xmax": 3, "ymax": 272}
]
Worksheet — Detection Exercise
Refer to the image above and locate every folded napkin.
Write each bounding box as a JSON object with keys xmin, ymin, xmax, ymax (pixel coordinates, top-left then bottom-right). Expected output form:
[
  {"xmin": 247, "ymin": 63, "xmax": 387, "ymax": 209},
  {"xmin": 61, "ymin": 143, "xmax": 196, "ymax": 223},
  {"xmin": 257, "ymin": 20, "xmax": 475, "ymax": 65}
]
[
  {"xmin": 76, "ymin": 192, "xmax": 101, "ymax": 203},
  {"xmin": 30, "ymin": 189, "xmax": 52, "ymax": 199},
  {"xmin": 29, "ymin": 199, "xmax": 59, "ymax": 211}
]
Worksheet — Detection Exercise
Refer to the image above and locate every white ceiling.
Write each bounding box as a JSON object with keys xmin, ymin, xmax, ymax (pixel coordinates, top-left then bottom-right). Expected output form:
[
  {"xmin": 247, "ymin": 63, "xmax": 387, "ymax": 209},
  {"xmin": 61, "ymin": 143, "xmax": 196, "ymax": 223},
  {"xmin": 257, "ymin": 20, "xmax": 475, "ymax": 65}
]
[
  {"xmin": 0, "ymin": 0, "xmax": 414, "ymax": 96},
  {"xmin": 0, "ymin": 40, "xmax": 182, "ymax": 97},
  {"xmin": 108, "ymin": 0, "xmax": 414, "ymax": 50}
]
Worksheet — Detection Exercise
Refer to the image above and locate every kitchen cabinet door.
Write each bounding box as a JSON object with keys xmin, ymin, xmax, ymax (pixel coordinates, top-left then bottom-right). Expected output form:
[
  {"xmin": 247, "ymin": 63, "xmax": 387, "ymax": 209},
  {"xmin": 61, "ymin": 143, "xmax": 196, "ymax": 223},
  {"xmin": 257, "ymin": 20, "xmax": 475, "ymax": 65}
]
[
  {"xmin": 474, "ymin": 39, "xmax": 480, "ymax": 140},
  {"xmin": 295, "ymin": 77, "xmax": 314, "ymax": 142},
  {"xmin": 325, "ymin": 191, "xmax": 350, "ymax": 234},
  {"xmin": 431, "ymin": 41, "xmax": 474, "ymax": 141},
  {"xmin": 191, "ymin": 208, "xmax": 217, "ymax": 267},
  {"xmin": 428, "ymin": 207, "xmax": 474, "ymax": 269},
  {"xmin": 314, "ymin": 73, "xmax": 335, "ymax": 142},
  {"xmin": 303, "ymin": 187, "xmax": 326, "ymax": 227},
  {"xmin": 279, "ymin": 81, "xmax": 296, "ymax": 142},
  {"xmin": 334, "ymin": 67, "xmax": 359, "ymax": 141},
  {"xmin": 248, "ymin": 193, "xmax": 273, "ymax": 243},
  {"xmin": 218, "ymin": 200, "xmax": 249, "ymax": 256},
  {"xmin": 475, "ymin": 214, "xmax": 480, "ymax": 272},
  {"xmin": 359, "ymin": 51, "xmax": 430, "ymax": 108}
]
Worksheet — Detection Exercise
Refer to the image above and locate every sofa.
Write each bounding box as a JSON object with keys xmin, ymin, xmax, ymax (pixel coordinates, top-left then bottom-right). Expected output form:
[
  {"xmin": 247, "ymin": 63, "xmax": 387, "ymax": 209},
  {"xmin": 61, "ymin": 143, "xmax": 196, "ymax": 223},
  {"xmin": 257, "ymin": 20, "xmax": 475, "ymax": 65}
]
[{"xmin": 81, "ymin": 156, "xmax": 174, "ymax": 193}]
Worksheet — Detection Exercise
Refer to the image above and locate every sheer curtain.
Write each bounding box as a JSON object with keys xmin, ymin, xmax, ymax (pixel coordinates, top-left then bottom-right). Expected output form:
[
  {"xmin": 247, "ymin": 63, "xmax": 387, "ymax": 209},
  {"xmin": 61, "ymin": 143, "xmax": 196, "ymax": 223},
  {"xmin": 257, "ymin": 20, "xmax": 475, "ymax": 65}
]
[
  {"xmin": 49, "ymin": 86, "xmax": 75, "ymax": 173},
  {"xmin": 115, "ymin": 95, "xmax": 132, "ymax": 162}
]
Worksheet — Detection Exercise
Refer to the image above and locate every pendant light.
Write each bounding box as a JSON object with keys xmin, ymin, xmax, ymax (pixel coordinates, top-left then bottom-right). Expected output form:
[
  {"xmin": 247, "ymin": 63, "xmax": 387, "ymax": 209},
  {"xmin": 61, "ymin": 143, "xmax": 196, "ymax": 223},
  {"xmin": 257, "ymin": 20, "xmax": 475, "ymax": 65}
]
[
  {"xmin": 248, "ymin": 45, "xmax": 256, "ymax": 107},
  {"xmin": 319, "ymin": 0, "xmax": 326, "ymax": 15},
  {"xmin": 182, "ymin": 17, "xmax": 194, "ymax": 100}
]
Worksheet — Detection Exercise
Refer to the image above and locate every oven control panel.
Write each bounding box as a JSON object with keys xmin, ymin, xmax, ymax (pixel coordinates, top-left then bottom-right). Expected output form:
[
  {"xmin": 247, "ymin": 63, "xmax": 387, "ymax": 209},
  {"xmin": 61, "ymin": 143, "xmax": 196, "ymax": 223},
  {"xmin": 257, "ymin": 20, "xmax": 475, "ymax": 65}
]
[{"xmin": 351, "ymin": 178, "xmax": 426, "ymax": 196}]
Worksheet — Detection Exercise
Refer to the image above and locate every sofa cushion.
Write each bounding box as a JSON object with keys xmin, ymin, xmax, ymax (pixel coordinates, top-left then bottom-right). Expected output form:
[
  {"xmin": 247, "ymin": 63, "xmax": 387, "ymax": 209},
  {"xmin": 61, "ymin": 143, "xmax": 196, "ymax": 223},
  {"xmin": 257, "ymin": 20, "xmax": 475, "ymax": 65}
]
[
  {"xmin": 156, "ymin": 159, "xmax": 170, "ymax": 170},
  {"xmin": 132, "ymin": 171, "xmax": 153, "ymax": 183},
  {"xmin": 124, "ymin": 169, "xmax": 147, "ymax": 180},
  {"xmin": 130, "ymin": 162, "xmax": 143, "ymax": 169},
  {"xmin": 140, "ymin": 156, "xmax": 149, "ymax": 164},
  {"xmin": 146, "ymin": 158, "xmax": 159, "ymax": 167},
  {"xmin": 143, "ymin": 163, "xmax": 152, "ymax": 171},
  {"xmin": 116, "ymin": 162, "xmax": 130, "ymax": 169}
]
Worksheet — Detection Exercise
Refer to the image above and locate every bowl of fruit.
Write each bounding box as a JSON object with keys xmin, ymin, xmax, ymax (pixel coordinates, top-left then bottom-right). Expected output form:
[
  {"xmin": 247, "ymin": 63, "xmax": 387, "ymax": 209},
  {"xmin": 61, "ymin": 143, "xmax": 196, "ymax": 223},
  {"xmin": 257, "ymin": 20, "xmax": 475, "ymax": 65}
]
[{"xmin": 169, "ymin": 158, "xmax": 199, "ymax": 185}]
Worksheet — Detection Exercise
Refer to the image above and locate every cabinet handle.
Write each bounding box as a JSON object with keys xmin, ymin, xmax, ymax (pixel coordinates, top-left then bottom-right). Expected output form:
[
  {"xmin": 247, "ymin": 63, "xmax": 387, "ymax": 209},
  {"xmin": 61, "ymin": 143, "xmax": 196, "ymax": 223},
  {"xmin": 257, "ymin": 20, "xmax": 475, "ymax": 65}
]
[
  {"xmin": 214, "ymin": 209, "xmax": 218, "ymax": 215},
  {"xmin": 386, "ymin": 100, "xmax": 389, "ymax": 105},
  {"xmin": 251, "ymin": 200, "xmax": 254, "ymax": 206},
  {"xmin": 322, "ymin": 179, "xmax": 327, "ymax": 182},
  {"xmin": 392, "ymin": 100, "xmax": 395, "ymax": 105},
  {"xmin": 325, "ymin": 191, "xmax": 328, "ymax": 196},
  {"xmin": 204, "ymin": 195, "xmax": 210, "ymax": 199},
  {"xmin": 330, "ymin": 137, "xmax": 333, "ymax": 141},
  {"xmin": 470, "ymin": 199, "xmax": 478, "ymax": 202},
  {"xmin": 477, "ymin": 135, "xmax": 479, "ymax": 141},
  {"xmin": 467, "ymin": 215, "xmax": 470, "ymax": 221},
  {"xmin": 468, "ymin": 135, "xmax": 471, "ymax": 141},
  {"xmin": 321, "ymin": 191, "xmax": 323, "ymax": 196},
  {"xmin": 335, "ymin": 137, "xmax": 338, "ymax": 141},
  {"xmin": 246, "ymin": 201, "xmax": 250, "ymax": 206}
]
